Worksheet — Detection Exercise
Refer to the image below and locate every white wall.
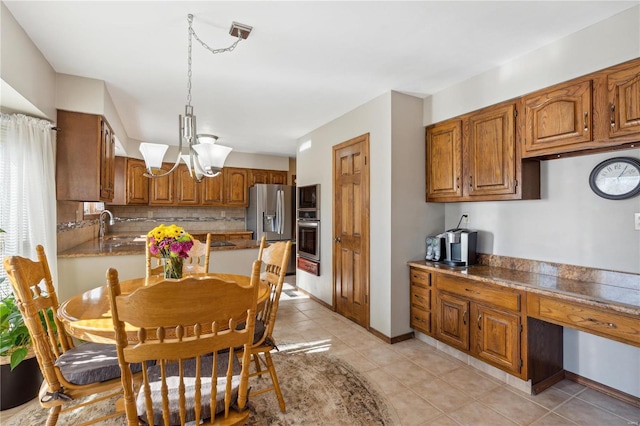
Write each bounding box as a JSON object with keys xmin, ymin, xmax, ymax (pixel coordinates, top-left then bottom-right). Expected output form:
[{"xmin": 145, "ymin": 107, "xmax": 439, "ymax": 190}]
[
  {"xmin": 390, "ymin": 92, "xmax": 444, "ymax": 337},
  {"xmin": 0, "ymin": 2, "xmax": 56, "ymax": 120},
  {"xmin": 296, "ymin": 92, "xmax": 391, "ymax": 319},
  {"xmin": 426, "ymin": 6, "xmax": 640, "ymax": 397},
  {"xmin": 296, "ymin": 91, "xmax": 434, "ymax": 337}
]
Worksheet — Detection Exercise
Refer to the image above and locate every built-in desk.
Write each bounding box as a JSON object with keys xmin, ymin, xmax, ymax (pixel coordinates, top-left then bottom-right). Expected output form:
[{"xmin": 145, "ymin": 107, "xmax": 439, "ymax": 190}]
[{"xmin": 407, "ymin": 255, "xmax": 639, "ymax": 398}]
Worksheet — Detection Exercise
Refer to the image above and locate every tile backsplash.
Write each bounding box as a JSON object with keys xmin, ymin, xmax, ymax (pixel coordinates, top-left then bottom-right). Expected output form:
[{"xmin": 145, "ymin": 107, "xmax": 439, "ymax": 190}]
[
  {"xmin": 107, "ymin": 206, "xmax": 246, "ymax": 234},
  {"xmin": 57, "ymin": 204, "xmax": 247, "ymax": 252}
]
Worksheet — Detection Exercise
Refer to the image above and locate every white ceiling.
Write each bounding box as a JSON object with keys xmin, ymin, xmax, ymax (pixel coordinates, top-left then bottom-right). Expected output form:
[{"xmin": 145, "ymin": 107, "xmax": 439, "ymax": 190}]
[{"xmin": 4, "ymin": 1, "xmax": 638, "ymax": 157}]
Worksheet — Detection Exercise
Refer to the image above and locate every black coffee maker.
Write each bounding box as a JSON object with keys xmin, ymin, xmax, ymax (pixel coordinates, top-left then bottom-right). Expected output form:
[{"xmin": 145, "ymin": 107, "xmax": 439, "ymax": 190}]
[{"xmin": 443, "ymin": 229, "xmax": 477, "ymax": 267}]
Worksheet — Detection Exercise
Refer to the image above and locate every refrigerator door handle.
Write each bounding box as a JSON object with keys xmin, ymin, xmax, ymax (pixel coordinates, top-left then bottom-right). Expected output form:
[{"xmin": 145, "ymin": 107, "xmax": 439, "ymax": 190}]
[{"xmin": 276, "ymin": 189, "xmax": 285, "ymax": 235}]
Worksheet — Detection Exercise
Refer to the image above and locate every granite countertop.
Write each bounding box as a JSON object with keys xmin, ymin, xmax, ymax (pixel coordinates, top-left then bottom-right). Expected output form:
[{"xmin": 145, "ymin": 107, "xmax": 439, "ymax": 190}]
[
  {"xmin": 59, "ymin": 234, "xmax": 263, "ymax": 258},
  {"xmin": 407, "ymin": 259, "xmax": 640, "ymax": 316}
]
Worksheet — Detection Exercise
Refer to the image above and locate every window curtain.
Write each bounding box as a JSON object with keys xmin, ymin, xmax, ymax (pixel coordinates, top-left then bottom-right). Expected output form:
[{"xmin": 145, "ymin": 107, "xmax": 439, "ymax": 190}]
[{"xmin": 0, "ymin": 113, "xmax": 57, "ymax": 297}]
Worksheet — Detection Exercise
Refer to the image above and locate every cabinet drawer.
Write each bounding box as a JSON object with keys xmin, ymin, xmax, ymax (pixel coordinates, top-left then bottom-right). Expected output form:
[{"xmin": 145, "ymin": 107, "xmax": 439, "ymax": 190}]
[
  {"xmin": 411, "ymin": 285, "xmax": 431, "ymax": 311},
  {"xmin": 436, "ymin": 275, "xmax": 521, "ymax": 312},
  {"xmin": 410, "ymin": 268, "xmax": 431, "ymax": 286},
  {"xmin": 410, "ymin": 307, "xmax": 431, "ymax": 334},
  {"xmin": 529, "ymin": 295, "xmax": 640, "ymax": 347}
]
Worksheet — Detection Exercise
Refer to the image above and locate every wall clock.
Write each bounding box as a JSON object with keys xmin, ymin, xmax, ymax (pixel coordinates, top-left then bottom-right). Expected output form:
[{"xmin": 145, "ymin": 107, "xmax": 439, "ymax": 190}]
[{"xmin": 589, "ymin": 157, "xmax": 640, "ymax": 200}]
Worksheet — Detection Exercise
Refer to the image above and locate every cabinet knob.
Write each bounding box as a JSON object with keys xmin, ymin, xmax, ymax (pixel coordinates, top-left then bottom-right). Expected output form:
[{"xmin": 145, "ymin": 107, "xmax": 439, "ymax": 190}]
[
  {"xmin": 477, "ymin": 313, "xmax": 482, "ymax": 330},
  {"xmin": 334, "ymin": 237, "xmax": 341, "ymax": 243},
  {"xmin": 583, "ymin": 111, "xmax": 589, "ymax": 132}
]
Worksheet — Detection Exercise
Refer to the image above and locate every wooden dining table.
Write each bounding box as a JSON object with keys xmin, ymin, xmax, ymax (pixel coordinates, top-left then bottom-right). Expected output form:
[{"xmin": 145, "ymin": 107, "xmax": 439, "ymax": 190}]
[{"xmin": 57, "ymin": 273, "xmax": 269, "ymax": 344}]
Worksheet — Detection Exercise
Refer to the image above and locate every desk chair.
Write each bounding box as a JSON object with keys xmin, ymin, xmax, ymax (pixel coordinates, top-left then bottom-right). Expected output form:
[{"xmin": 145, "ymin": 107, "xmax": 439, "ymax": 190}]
[
  {"xmin": 107, "ymin": 260, "xmax": 261, "ymax": 426},
  {"xmin": 3, "ymin": 245, "xmax": 130, "ymax": 425},
  {"xmin": 246, "ymin": 239, "xmax": 292, "ymax": 412},
  {"xmin": 184, "ymin": 233, "xmax": 212, "ymax": 274}
]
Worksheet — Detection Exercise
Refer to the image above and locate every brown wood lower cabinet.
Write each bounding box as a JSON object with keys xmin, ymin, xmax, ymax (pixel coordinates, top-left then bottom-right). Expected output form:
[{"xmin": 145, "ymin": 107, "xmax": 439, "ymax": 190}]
[
  {"xmin": 432, "ymin": 273, "xmax": 527, "ymax": 379},
  {"xmin": 472, "ymin": 304, "xmax": 521, "ymax": 374},
  {"xmin": 410, "ymin": 268, "xmax": 433, "ymax": 335}
]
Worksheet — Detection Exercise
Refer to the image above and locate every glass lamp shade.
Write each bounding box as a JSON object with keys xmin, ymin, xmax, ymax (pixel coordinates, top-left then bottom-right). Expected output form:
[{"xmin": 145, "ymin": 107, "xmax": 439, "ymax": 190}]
[
  {"xmin": 181, "ymin": 154, "xmax": 205, "ymax": 180},
  {"xmin": 196, "ymin": 134, "xmax": 218, "ymax": 144},
  {"xmin": 192, "ymin": 143, "xmax": 232, "ymax": 173},
  {"xmin": 139, "ymin": 143, "xmax": 169, "ymax": 173}
]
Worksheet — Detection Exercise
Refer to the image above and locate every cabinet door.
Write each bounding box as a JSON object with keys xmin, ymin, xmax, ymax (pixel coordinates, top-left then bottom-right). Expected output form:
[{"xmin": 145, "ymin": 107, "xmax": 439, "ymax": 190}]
[
  {"xmin": 249, "ymin": 169, "xmax": 269, "ymax": 186},
  {"xmin": 608, "ymin": 61, "xmax": 640, "ymax": 138},
  {"xmin": 269, "ymin": 171, "xmax": 288, "ymax": 185},
  {"xmin": 471, "ymin": 304, "xmax": 521, "ymax": 374},
  {"xmin": 202, "ymin": 173, "xmax": 224, "ymax": 205},
  {"xmin": 175, "ymin": 164, "xmax": 200, "ymax": 205},
  {"xmin": 126, "ymin": 159, "xmax": 149, "ymax": 204},
  {"xmin": 466, "ymin": 103, "xmax": 516, "ymax": 197},
  {"xmin": 149, "ymin": 163, "xmax": 174, "ymax": 205},
  {"xmin": 426, "ymin": 120, "xmax": 463, "ymax": 201},
  {"xmin": 523, "ymin": 79, "xmax": 593, "ymax": 156},
  {"xmin": 436, "ymin": 292, "xmax": 469, "ymax": 351},
  {"xmin": 99, "ymin": 119, "xmax": 115, "ymax": 200},
  {"xmin": 224, "ymin": 167, "xmax": 249, "ymax": 206}
]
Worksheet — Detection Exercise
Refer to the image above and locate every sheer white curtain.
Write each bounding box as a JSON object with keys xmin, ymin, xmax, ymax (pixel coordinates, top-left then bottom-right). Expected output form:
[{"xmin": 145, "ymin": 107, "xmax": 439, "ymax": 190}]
[{"xmin": 0, "ymin": 113, "xmax": 57, "ymax": 297}]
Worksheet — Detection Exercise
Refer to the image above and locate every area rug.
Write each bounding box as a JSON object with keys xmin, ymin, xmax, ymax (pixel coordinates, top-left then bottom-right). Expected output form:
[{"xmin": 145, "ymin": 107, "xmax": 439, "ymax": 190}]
[{"xmin": 4, "ymin": 350, "xmax": 399, "ymax": 425}]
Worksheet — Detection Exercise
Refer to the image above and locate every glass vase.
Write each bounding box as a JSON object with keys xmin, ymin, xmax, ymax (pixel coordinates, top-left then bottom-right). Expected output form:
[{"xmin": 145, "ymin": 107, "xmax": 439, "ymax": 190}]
[{"xmin": 162, "ymin": 257, "xmax": 184, "ymax": 279}]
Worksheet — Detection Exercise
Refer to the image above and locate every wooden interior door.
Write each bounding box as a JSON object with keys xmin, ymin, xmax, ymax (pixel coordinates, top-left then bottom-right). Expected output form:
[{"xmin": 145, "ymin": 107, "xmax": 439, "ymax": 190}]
[{"xmin": 333, "ymin": 134, "xmax": 370, "ymax": 328}]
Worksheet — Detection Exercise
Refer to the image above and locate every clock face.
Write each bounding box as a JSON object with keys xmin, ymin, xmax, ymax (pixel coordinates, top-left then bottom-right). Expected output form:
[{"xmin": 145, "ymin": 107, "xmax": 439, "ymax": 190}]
[{"xmin": 589, "ymin": 157, "xmax": 640, "ymax": 200}]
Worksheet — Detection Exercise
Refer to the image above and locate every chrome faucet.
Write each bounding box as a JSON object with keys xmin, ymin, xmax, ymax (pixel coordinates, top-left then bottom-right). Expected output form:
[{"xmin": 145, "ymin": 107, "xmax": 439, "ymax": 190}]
[{"xmin": 99, "ymin": 210, "xmax": 115, "ymax": 239}]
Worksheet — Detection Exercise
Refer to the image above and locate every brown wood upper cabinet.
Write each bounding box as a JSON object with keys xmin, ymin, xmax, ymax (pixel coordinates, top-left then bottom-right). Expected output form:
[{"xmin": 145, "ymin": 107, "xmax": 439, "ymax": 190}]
[
  {"xmin": 201, "ymin": 172, "xmax": 224, "ymax": 206},
  {"xmin": 112, "ymin": 157, "xmax": 148, "ymax": 205},
  {"xmin": 523, "ymin": 78, "xmax": 593, "ymax": 157},
  {"xmin": 56, "ymin": 110, "xmax": 116, "ymax": 202},
  {"xmin": 148, "ymin": 164, "xmax": 249, "ymax": 207},
  {"xmin": 522, "ymin": 57, "xmax": 640, "ymax": 158},
  {"xmin": 249, "ymin": 169, "xmax": 289, "ymax": 186},
  {"xmin": 224, "ymin": 167, "xmax": 249, "ymax": 207},
  {"xmin": 608, "ymin": 59, "xmax": 640, "ymax": 139},
  {"xmin": 174, "ymin": 164, "xmax": 201, "ymax": 205},
  {"xmin": 426, "ymin": 101, "xmax": 539, "ymax": 202},
  {"xmin": 426, "ymin": 119, "xmax": 463, "ymax": 200},
  {"xmin": 466, "ymin": 103, "xmax": 517, "ymax": 197},
  {"xmin": 148, "ymin": 163, "xmax": 174, "ymax": 205}
]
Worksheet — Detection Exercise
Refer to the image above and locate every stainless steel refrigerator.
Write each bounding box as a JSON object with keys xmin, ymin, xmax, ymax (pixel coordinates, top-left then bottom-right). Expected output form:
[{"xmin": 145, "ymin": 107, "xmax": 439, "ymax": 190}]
[{"xmin": 246, "ymin": 184, "xmax": 294, "ymax": 242}]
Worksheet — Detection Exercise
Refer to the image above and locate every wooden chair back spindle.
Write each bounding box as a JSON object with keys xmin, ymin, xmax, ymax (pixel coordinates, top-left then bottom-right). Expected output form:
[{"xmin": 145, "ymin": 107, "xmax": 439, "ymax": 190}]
[{"xmin": 108, "ymin": 260, "xmax": 261, "ymax": 426}]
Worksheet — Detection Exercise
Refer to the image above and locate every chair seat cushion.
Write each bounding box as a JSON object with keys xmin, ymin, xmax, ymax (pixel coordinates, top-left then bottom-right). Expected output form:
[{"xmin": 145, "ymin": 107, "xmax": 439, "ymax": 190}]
[
  {"xmin": 137, "ymin": 355, "xmax": 242, "ymax": 425},
  {"xmin": 55, "ymin": 342, "xmax": 140, "ymax": 385},
  {"xmin": 236, "ymin": 319, "xmax": 266, "ymax": 344}
]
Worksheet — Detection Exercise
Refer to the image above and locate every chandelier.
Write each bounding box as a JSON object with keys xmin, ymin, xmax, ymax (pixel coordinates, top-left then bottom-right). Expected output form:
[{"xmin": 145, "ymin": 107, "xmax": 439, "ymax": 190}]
[{"xmin": 139, "ymin": 14, "xmax": 252, "ymax": 182}]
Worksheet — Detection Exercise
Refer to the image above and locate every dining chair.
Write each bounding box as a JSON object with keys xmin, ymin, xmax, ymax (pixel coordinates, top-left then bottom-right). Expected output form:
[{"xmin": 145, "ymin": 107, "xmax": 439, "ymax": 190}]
[
  {"xmin": 2, "ymin": 245, "xmax": 130, "ymax": 425},
  {"xmin": 106, "ymin": 259, "xmax": 261, "ymax": 426},
  {"xmin": 184, "ymin": 233, "xmax": 212, "ymax": 274},
  {"xmin": 244, "ymin": 239, "xmax": 292, "ymax": 413},
  {"xmin": 145, "ymin": 235, "xmax": 164, "ymax": 277}
]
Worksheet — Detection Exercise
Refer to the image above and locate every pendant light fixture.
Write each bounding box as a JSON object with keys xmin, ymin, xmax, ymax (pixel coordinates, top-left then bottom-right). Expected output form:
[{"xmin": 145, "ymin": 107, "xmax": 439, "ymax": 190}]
[{"xmin": 139, "ymin": 14, "xmax": 252, "ymax": 182}]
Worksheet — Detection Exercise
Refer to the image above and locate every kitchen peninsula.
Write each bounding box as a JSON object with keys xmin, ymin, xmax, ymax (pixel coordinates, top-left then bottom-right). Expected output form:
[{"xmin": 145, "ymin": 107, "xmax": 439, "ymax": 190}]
[
  {"xmin": 57, "ymin": 232, "xmax": 260, "ymax": 301},
  {"xmin": 408, "ymin": 254, "xmax": 640, "ymax": 404}
]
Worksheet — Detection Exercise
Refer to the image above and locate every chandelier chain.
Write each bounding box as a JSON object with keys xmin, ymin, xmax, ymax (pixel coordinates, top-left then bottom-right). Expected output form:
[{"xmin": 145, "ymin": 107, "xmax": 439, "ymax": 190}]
[
  {"xmin": 186, "ymin": 14, "xmax": 243, "ymax": 107},
  {"xmin": 187, "ymin": 16, "xmax": 193, "ymax": 107}
]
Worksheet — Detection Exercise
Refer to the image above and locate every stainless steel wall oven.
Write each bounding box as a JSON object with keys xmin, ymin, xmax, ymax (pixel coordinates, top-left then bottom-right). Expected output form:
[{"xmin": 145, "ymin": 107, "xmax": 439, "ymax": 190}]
[{"xmin": 297, "ymin": 220, "xmax": 320, "ymax": 261}]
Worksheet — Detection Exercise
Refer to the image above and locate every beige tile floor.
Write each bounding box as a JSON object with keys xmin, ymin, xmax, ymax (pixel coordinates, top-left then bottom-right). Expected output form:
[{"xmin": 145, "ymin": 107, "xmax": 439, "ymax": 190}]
[
  {"xmin": 3, "ymin": 279, "xmax": 639, "ymax": 426},
  {"xmin": 273, "ymin": 281, "xmax": 640, "ymax": 426}
]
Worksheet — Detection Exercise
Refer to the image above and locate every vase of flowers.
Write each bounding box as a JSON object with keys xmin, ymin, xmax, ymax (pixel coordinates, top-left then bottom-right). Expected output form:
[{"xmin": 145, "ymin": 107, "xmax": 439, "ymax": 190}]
[{"xmin": 147, "ymin": 224, "xmax": 194, "ymax": 279}]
